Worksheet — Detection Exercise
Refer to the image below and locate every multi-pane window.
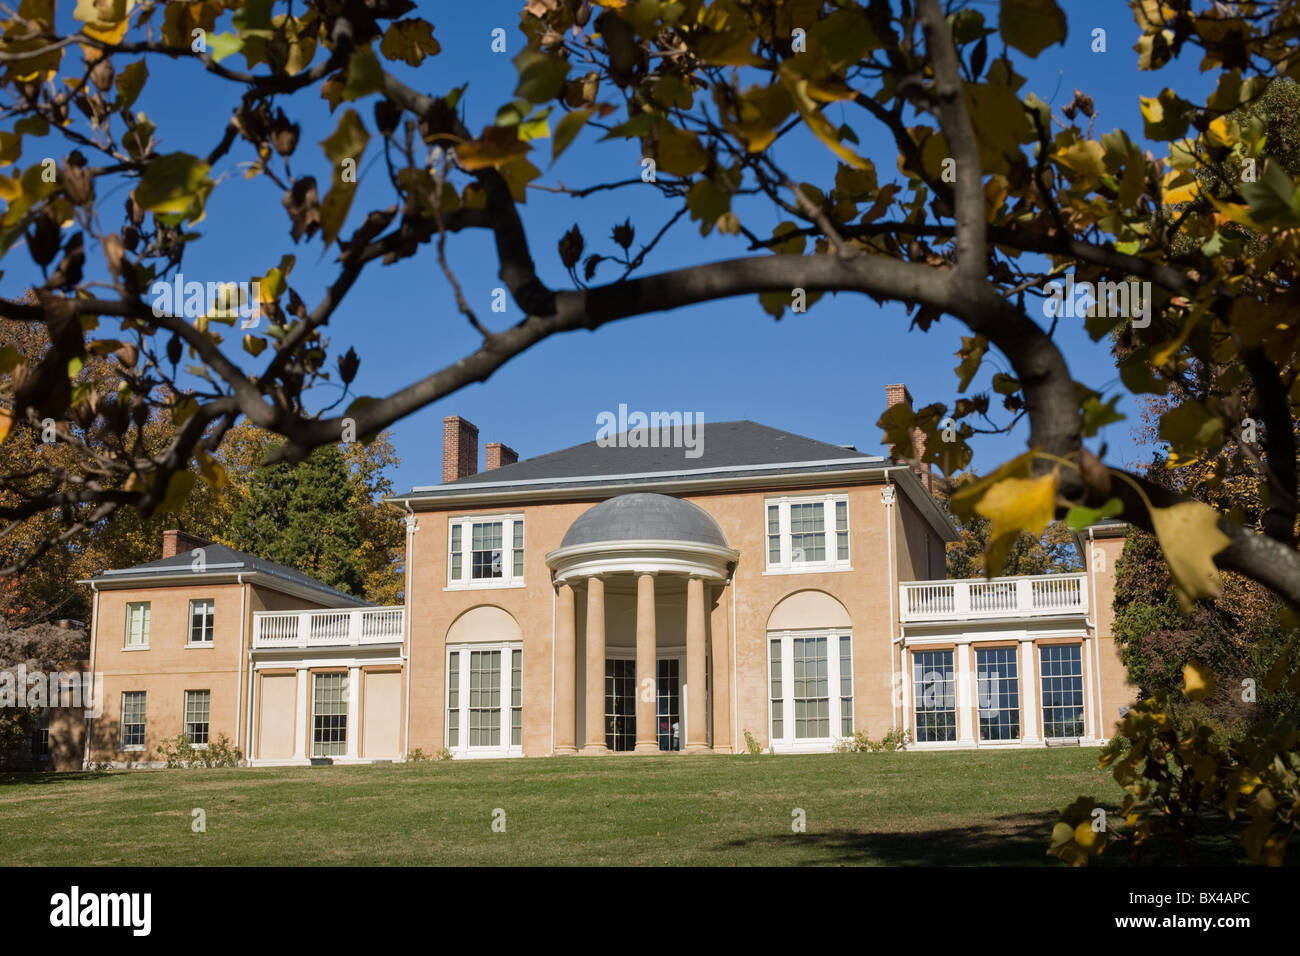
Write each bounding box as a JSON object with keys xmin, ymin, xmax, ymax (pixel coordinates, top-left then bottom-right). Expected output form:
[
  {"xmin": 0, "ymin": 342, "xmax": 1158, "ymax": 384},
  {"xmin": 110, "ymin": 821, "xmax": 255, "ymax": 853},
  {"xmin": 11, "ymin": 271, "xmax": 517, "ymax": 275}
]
[
  {"xmin": 446, "ymin": 644, "xmax": 522, "ymax": 756},
  {"xmin": 184, "ymin": 690, "xmax": 211, "ymax": 746},
  {"xmin": 31, "ymin": 709, "xmax": 50, "ymax": 758},
  {"xmin": 839, "ymin": 635, "xmax": 854, "ymax": 736},
  {"xmin": 469, "ymin": 650, "xmax": 501, "ymax": 746},
  {"xmin": 312, "ymin": 673, "xmax": 348, "ymax": 757},
  {"xmin": 471, "ymin": 523, "xmax": 503, "ymax": 580},
  {"xmin": 605, "ymin": 659, "xmax": 636, "ymax": 751},
  {"xmin": 121, "ymin": 691, "xmax": 146, "ymax": 748},
  {"xmin": 447, "ymin": 515, "xmax": 524, "ymax": 587},
  {"xmin": 769, "ymin": 638, "xmax": 783, "ymax": 740},
  {"xmin": 767, "ymin": 506, "xmax": 780, "ymax": 563},
  {"xmin": 769, "ymin": 630, "xmax": 853, "ymax": 747},
  {"xmin": 656, "ymin": 658, "xmax": 681, "ymax": 751},
  {"xmin": 765, "ymin": 496, "xmax": 850, "ymax": 571},
  {"xmin": 125, "ymin": 602, "xmax": 150, "ymax": 647},
  {"xmin": 975, "ymin": 646, "xmax": 1020, "ymax": 741},
  {"xmin": 447, "ymin": 652, "xmax": 460, "ymax": 748},
  {"xmin": 912, "ymin": 650, "xmax": 956, "ymax": 742},
  {"xmin": 835, "ymin": 500, "xmax": 849, "ymax": 561},
  {"xmin": 511, "ymin": 648, "xmax": 523, "ymax": 747},
  {"xmin": 188, "ymin": 599, "xmax": 214, "ymax": 645},
  {"xmin": 1040, "ymin": 644, "xmax": 1085, "ymax": 738}
]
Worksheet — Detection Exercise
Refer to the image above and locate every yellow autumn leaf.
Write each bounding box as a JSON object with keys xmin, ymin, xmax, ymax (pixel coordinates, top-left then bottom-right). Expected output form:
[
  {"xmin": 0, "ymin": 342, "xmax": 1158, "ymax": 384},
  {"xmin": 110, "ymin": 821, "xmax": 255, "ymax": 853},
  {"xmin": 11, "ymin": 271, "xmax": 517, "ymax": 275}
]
[
  {"xmin": 0, "ymin": 408, "xmax": 11, "ymax": 444},
  {"xmin": 781, "ymin": 72, "xmax": 870, "ymax": 170},
  {"xmin": 196, "ymin": 448, "xmax": 227, "ymax": 490},
  {"xmin": 1182, "ymin": 659, "xmax": 1216, "ymax": 701},
  {"xmin": 974, "ymin": 471, "xmax": 1059, "ymax": 576},
  {"xmin": 1148, "ymin": 501, "xmax": 1232, "ymax": 612},
  {"xmin": 1056, "ymin": 140, "xmax": 1106, "ymax": 179}
]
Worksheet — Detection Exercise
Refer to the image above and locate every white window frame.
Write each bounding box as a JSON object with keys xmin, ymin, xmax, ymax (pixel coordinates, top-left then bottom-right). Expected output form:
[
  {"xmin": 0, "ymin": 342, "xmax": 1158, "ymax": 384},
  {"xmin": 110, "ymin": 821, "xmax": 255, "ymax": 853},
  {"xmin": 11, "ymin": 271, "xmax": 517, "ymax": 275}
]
[
  {"xmin": 124, "ymin": 602, "xmax": 151, "ymax": 649},
  {"xmin": 767, "ymin": 629, "xmax": 853, "ymax": 752},
  {"xmin": 445, "ymin": 642, "xmax": 523, "ymax": 758},
  {"xmin": 311, "ymin": 672, "xmax": 349, "ymax": 758},
  {"xmin": 446, "ymin": 514, "xmax": 525, "ymax": 589},
  {"xmin": 763, "ymin": 494, "xmax": 851, "ymax": 574},
  {"xmin": 120, "ymin": 691, "xmax": 146, "ymax": 751},
  {"xmin": 183, "ymin": 689, "xmax": 211, "ymax": 748},
  {"xmin": 187, "ymin": 598, "xmax": 215, "ymax": 647}
]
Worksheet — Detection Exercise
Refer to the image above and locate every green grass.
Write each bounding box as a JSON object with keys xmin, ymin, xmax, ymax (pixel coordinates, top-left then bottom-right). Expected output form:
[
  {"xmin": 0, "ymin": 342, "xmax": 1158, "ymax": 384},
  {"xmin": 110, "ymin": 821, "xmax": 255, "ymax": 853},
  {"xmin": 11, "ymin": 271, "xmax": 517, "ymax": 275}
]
[{"xmin": 0, "ymin": 748, "xmax": 1120, "ymax": 866}]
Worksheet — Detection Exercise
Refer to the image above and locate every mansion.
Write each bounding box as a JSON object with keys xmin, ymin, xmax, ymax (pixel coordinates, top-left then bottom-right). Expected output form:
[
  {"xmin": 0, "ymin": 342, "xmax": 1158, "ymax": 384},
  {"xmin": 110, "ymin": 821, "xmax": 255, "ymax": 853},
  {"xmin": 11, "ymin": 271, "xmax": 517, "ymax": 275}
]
[{"xmin": 63, "ymin": 386, "xmax": 1134, "ymax": 767}]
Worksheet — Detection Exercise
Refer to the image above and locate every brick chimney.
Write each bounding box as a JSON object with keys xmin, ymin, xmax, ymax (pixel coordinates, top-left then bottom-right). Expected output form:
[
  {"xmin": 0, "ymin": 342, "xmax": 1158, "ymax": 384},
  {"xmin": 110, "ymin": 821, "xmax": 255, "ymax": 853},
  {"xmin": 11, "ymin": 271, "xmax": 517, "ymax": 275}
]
[
  {"xmin": 162, "ymin": 529, "xmax": 211, "ymax": 560},
  {"xmin": 443, "ymin": 416, "xmax": 479, "ymax": 483},
  {"xmin": 485, "ymin": 442, "xmax": 518, "ymax": 471},
  {"xmin": 884, "ymin": 384, "xmax": 933, "ymax": 493}
]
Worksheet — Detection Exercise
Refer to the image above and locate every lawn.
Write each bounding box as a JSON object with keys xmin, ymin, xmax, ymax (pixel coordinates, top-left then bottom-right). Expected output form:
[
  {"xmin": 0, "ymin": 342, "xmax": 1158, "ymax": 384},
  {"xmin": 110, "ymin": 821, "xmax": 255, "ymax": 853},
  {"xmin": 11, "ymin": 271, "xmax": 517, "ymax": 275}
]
[{"xmin": 0, "ymin": 748, "xmax": 1119, "ymax": 866}]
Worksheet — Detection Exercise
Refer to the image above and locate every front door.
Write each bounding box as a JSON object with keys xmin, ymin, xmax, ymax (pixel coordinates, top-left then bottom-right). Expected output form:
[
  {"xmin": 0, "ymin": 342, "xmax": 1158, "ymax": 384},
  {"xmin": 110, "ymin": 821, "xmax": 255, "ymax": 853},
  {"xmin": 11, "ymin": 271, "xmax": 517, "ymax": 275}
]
[
  {"xmin": 604, "ymin": 656, "xmax": 685, "ymax": 751},
  {"xmin": 656, "ymin": 657, "xmax": 682, "ymax": 751}
]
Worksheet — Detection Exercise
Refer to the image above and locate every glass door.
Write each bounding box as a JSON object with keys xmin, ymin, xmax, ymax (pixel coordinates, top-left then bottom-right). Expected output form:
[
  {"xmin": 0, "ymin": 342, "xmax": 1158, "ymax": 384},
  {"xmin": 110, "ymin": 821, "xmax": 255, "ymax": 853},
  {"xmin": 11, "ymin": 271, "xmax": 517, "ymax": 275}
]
[
  {"xmin": 604, "ymin": 659, "xmax": 636, "ymax": 751},
  {"xmin": 656, "ymin": 658, "xmax": 682, "ymax": 751}
]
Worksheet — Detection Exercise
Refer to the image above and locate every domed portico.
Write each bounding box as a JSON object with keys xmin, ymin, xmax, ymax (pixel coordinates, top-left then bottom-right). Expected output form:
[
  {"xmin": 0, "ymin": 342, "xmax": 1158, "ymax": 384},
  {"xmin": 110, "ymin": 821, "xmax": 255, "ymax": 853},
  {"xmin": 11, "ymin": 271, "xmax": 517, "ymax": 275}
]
[{"xmin": 546, "ymin": 494, "xmax": 738, "ymax": 755}]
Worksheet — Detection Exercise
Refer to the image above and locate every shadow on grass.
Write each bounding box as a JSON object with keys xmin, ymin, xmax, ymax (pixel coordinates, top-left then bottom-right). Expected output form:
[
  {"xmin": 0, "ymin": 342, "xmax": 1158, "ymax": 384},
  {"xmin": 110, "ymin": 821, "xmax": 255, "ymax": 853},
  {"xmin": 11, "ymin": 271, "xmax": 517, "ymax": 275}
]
[
  {"xmin": 718, "ymin": 811, "xmax": 1272, "ymax": 867},
  {"xmin": 0, "ymin": 770, "xmax": 118, "ymax": 786},
  {"xmin": 720, "ymin": 811, "xmax": 1061, "ymax": 866}
]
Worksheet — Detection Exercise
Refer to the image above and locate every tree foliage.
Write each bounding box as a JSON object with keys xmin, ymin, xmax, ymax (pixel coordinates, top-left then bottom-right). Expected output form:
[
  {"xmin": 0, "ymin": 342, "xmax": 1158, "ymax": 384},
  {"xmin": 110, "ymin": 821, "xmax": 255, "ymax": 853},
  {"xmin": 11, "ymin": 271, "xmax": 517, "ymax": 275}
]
[
  {"xmin": 0, "ymin": 0, "xmax": 1295, "ymax": 619},
  {"xmin": 933, "ymin": 473, "xmax": 1079, "ymax": 578}
]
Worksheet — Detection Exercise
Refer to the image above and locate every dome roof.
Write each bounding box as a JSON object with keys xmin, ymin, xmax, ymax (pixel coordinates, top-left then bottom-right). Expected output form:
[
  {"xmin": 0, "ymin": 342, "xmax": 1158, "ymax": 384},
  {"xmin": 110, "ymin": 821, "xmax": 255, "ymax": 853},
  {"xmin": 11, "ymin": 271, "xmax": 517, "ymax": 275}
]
[{"xmin": 561, "ymin": 493, "xmax": 728, "ymax": 549}]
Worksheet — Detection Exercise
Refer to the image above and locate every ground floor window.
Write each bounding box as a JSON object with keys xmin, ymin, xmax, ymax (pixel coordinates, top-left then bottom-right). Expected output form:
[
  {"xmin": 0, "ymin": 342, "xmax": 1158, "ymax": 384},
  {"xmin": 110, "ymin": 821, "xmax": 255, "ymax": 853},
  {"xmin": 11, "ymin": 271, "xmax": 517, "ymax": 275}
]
[
  {"xmin": 605, "ymin": 659, "xmax": 636, "ymax": 751},
  {"xmin": 1040, "ymin": 644, "xmax": 1085, "ymax": 738},
  {"xmin": 121, "ymin": 691, "xmax": 146, "ymax": 749},
  {"xmin": 768, "ymin": 630, "xmax": 853, "ymax": 749},
  {"xmin": 184, "ymin": 690, "xmax": 211, "ymax": 746},
  {"xmin": 312, "ymin": 673, "xmax": 348, "ymax": 757},
  {"xmin": 446, "ymin": 643, "xmax": 522, "ymax": 756},
  {"xmin": 912, "ymin": 649, "xmax": 956, "ymax": 742},
  {"xmin": 30, "ymin": 709, "xmax": 49, "ymax": 758},
  {"xmin": 975, "ymin": 646, "xmax": 1020, "ymax": 741}
]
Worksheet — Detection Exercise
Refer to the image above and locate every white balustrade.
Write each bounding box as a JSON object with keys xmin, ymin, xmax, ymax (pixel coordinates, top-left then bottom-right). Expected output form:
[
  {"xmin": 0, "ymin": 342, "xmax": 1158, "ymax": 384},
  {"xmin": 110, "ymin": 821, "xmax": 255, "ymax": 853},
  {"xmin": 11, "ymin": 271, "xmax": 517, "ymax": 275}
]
[
  {"xmin": 900, "ymin": 573, "xmax": 1087, "ymax": 623},
  {"xmin": 253, "ymin": 607, "xmax": 404, "ymax": 648}
]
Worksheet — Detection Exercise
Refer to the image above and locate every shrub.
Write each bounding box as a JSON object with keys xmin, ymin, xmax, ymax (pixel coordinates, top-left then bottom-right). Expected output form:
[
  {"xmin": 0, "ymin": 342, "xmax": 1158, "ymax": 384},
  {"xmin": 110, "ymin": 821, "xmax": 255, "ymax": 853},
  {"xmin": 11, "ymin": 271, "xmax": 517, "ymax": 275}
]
[
  {"xmin": 835, "ymin": 727, "xmax": 911, "ymax": 752},
  {"xmin": 155, "ymin": 733, "xmax": 243, "ymax": 769}
]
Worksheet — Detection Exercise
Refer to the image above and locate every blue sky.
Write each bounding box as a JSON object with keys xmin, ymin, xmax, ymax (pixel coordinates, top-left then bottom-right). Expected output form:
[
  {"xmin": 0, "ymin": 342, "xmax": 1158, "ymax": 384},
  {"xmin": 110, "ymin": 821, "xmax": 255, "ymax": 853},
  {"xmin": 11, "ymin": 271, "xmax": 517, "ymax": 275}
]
[{"xmin": 10, "ymin": 2, "xmax": 1215, "ymax": 494}]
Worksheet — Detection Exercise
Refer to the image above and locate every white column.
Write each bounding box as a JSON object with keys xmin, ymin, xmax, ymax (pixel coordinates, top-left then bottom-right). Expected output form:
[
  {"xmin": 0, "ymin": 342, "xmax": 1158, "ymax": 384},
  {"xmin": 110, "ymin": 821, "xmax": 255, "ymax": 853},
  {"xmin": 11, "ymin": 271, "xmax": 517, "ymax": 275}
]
[
  {"xmin": 346, "ymin": 666, "xmax": 360, "ymax": 758},
  {"xmin": 1081, "ymin": 637, "xmax": 1095, "ymax": 741},
  {"xmin": 956, "ymin": 643, "xmax": 975, "ymax": 745},
  {"xmin": 293, "ymin": 668, "xmax": 309, "ymax": 759},
  {"xmin": 1021, "ymin": 640, "xmax": 1040, "ymax": 744}
]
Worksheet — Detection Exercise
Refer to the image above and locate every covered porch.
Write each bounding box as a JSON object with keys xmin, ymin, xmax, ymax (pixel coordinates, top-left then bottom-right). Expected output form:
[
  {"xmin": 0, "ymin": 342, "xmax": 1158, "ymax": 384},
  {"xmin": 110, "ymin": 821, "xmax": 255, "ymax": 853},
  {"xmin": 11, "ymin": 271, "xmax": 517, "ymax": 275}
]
[{"xmin": 546, "ymin": 494, "xmax": 738, "ymax": 755}]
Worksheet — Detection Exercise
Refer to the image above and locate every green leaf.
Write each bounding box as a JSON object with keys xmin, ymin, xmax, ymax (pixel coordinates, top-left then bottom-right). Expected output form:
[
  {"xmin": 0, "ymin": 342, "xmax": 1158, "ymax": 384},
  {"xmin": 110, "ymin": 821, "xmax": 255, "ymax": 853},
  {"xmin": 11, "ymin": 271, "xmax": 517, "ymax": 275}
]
[
  {"xmin": 513, "ymin": 49, "xmax": 568, "ymax": 105},
  {"xmin": 552, "ymin": 108, "xmax": 593, "ymax": 162},
  {"xmin": 207, "ymin": 32, "xmax": 243, "ymax": 63},
  {"xmin": 1139, "ymin": 88, "xmax": 1194, "ymax": 141},
  {"xmin": 1241, "ymin": 161, "xmax": 1300, "ymax": 227},
  {"xmin": 134, "ymin": 153, "xmax": 213, "ymax": 219},
  {"xmin": 342, "ymin": 47, "xmax": 383, "ymax": 101},
  {"xmin": 999, "ymin": 0, "xmax": 1067, "ymax": 58},
  {"xmin": 115, "ymin": 60, "xmax": 148, "ymax": 110},
  {"xmin": 1081, "ymin": 394, "xmax": 1124, "ymax": 436},
  {"xmin": 1066, "ymin": 497, "xmax": 1123, "ymax": 531}
]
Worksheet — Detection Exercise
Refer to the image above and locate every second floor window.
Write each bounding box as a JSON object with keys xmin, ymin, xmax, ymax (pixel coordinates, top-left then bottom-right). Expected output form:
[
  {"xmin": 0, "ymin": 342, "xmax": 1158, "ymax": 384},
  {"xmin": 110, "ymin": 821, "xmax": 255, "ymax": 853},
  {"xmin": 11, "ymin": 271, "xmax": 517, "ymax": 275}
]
[
  {"xmin": 447, "ymin": 515, "xmax": 524, "ymax": 587},
  {"xmin": 188, "ymin": 599, "xmax": 214, "ymax": 645},
  {"xmin": 125, "ymin": 602, "xmax": 151, "ymax": 647},
  {"xmin": 765, "ymin": 495, "xmax": 850, "ymax": 572}
]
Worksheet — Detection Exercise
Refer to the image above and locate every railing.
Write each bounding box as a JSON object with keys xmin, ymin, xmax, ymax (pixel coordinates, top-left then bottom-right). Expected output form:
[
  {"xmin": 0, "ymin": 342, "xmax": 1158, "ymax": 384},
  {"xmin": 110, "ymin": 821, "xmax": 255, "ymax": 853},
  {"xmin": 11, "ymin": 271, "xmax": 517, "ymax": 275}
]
[
  {"xmin": 253, "ymin": 607, "xmax": 404, "ymax": 648},
  {"xmin": 900, "ymin": 573, "xmax": 1087, "ymax": 623}
]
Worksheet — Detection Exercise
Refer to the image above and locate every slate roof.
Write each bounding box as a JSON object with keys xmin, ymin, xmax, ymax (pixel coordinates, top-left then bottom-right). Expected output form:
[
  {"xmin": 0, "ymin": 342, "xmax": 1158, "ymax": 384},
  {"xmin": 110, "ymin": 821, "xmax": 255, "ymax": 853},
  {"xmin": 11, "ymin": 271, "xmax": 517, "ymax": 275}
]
[
  {"xmin": 87, "ymin": 542, "xmax": 371, "ymax": 607},
  {"xmin": 400, "ymin": 420, "xmax": 884, "ymax": 499}
]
